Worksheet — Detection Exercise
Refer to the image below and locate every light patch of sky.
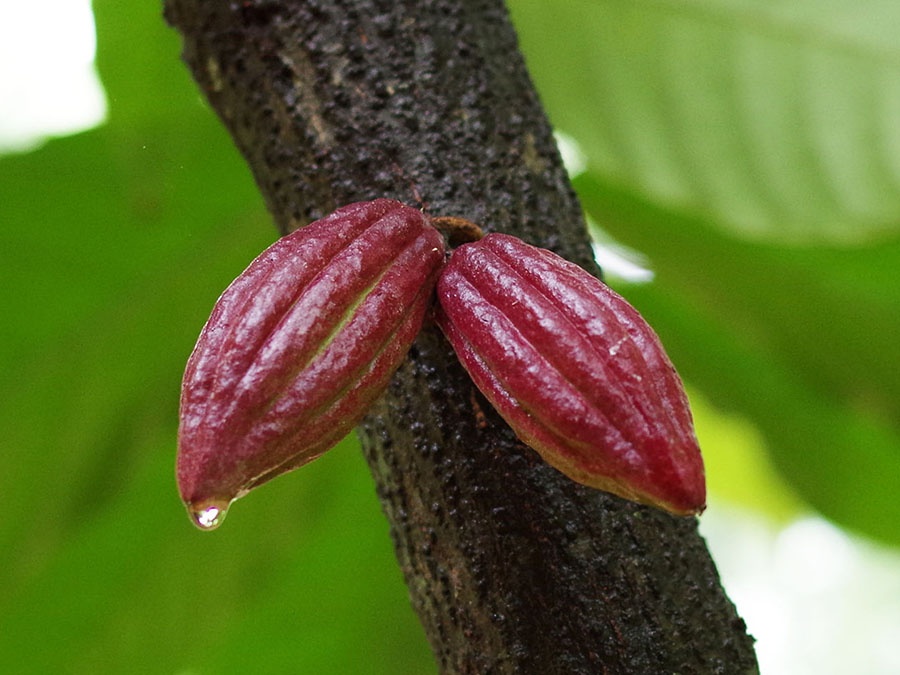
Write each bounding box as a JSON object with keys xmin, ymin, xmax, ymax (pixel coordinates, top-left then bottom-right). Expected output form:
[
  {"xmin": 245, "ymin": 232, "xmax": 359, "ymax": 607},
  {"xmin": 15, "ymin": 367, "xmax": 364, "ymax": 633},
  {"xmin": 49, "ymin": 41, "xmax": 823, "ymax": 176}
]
[
  {"xmin": 0, "ymin": 0, "xmax": 106, "ymax": 154},
  {"xmin": 701, "ymin": 505, "xmax": 900, "ymax": 675},
  {"xmin": 554, "ymin": 130, "xmax": 587, "ymax": 179},
  {"xmin": 590, "ymin": 226, "xmax": 655, "ymax": 284},
  {"xmin": 555, "ymin": 130, "xmax": 654, "ymax": 283}
]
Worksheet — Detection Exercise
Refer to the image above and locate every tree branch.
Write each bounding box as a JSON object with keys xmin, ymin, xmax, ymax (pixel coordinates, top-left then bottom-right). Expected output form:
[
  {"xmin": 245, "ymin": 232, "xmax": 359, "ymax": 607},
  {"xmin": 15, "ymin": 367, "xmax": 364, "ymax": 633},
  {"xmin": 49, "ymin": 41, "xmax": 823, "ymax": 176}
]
[{"xmin": 164, "ymin": 1, "xmax": 758, "ymax": 672}]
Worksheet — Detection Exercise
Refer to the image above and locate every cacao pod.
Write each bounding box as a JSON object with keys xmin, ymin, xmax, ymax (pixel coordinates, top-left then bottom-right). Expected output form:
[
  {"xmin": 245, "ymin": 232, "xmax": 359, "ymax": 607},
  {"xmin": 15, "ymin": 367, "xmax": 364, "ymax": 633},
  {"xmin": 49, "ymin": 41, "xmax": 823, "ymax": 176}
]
[
  {"xmin": 177, "ymin": 199, "xmax": 445, "ymax": 528},
  {"xmin": 435, "ymin": 233, "xmax": 705, "ymax": 515}
]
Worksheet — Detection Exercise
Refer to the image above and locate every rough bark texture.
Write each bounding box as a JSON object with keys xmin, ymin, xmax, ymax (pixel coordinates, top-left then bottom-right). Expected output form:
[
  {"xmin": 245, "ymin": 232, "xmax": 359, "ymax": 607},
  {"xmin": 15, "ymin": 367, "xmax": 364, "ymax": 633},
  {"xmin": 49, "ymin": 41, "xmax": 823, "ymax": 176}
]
[{"xmin": 164, "ymin": 1, "xmax": 759, "ymax": 673}]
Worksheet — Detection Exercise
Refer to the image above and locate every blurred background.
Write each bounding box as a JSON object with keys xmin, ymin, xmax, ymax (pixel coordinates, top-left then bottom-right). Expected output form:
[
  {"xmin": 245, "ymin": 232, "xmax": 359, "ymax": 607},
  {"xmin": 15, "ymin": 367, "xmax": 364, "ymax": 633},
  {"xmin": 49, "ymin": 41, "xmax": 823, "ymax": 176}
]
[{"xmin": 2, "ymin": 0, "xmax": 899, "ymax": 672}]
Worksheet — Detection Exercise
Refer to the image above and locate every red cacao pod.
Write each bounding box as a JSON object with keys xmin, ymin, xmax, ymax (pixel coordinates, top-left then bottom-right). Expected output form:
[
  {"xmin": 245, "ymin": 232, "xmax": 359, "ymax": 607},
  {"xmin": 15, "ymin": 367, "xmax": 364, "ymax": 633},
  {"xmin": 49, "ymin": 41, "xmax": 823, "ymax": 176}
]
[
  {"xmin": 435, "ymin": 233, "xmax": 705, "ymax": 515},
  {"xmin": 177, "ymin": 199, "xmax": 445, "ymax": 529}
]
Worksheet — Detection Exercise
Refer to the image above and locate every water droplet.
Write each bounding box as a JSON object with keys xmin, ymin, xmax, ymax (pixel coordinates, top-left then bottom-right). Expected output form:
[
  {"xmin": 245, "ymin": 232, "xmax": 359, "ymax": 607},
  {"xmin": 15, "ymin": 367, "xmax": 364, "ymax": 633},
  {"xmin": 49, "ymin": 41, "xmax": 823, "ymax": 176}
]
[{"xmin": 187, "ymin": 498, "xmax": 230, "ymax": 531}]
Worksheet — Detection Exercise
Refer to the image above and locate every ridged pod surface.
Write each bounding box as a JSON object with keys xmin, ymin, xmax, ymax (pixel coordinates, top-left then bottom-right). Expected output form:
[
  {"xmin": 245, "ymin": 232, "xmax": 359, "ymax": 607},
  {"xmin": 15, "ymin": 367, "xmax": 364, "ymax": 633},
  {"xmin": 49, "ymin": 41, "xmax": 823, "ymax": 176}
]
[
  {"xmin": 435, "ymin": 233, "xmax": 705, "ymax": 515},
  {"xmin": 177, "ymin": 199, "xmax": 445, "ymax": 526}
]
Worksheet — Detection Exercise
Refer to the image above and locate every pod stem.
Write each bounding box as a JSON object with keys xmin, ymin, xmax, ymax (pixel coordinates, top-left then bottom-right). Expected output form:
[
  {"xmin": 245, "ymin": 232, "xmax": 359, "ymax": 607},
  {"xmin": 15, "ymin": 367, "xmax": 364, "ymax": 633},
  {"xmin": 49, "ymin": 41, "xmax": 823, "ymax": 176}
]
[{"xmin": 431, "ymin": 216, "xmax": 485, "ymax": 247}]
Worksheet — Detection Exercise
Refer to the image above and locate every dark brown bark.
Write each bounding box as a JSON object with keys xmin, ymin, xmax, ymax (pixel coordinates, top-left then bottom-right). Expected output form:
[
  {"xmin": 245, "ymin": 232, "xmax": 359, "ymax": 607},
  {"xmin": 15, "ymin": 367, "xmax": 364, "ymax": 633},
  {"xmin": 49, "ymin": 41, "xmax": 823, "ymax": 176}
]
[{"xmin": 164, "ymin": 1, "xmax": 759, "ymax": 673}]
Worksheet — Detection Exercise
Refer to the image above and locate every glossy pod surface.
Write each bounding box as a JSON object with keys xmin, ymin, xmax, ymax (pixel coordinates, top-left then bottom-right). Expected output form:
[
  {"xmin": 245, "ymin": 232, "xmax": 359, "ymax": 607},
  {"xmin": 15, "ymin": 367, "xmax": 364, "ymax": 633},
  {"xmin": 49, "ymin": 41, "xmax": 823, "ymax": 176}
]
[
  {"xmin": 177, "ymin": 199, "xmax": 445, "ymax": 524},
  {"xmin": 435, "ymin": 233, "xmax": 705, "ymax": 515}
]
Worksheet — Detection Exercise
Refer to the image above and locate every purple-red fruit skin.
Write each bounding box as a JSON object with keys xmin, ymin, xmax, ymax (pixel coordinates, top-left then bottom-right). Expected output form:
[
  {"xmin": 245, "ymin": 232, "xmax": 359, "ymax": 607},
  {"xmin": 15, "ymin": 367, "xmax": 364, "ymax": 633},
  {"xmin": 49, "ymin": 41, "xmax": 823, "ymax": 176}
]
[
  {"xmin": 177, "ymin": 199, "xmax": 445, "ymax": 511},
  {"xmin": 435, "ymin": 233, "xmax": 705, "ymax": 515}
]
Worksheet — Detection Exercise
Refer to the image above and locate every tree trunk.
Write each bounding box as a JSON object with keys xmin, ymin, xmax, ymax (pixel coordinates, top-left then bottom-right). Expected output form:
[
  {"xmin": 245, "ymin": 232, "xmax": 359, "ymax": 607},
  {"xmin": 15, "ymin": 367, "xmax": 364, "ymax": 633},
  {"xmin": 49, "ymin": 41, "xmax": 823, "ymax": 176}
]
[{"xmin": 164, "ymin": 1, "xmax": 759, "ymax": 672}]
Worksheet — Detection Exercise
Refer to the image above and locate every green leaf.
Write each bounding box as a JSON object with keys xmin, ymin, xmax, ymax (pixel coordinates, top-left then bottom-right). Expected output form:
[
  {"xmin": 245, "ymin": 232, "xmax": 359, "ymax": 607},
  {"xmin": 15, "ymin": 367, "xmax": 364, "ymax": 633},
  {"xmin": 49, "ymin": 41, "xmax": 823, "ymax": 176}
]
[
  {"xmin": 509, "ymin": 0, "xmax": 900, "ymax": 245},
  {"xmin": 92, "ymin": 0, "xmax": 206, "ymax": 128}
]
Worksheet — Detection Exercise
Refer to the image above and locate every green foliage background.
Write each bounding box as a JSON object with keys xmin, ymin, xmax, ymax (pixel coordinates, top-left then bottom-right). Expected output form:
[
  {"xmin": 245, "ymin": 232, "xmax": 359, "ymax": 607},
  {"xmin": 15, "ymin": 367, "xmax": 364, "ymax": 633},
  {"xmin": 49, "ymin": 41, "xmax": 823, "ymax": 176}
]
[{"xmin": 1, "ymin": 0, "xmax": 898, "ymax": 671}]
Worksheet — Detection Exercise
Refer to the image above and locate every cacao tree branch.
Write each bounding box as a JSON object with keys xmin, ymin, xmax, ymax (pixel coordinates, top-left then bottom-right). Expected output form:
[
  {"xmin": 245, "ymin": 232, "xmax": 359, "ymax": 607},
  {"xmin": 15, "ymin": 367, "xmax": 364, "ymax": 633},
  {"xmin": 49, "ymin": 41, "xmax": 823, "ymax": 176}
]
[{"xmin": 164, "ymin": 1, "xmax": 759, "ymax": 672}]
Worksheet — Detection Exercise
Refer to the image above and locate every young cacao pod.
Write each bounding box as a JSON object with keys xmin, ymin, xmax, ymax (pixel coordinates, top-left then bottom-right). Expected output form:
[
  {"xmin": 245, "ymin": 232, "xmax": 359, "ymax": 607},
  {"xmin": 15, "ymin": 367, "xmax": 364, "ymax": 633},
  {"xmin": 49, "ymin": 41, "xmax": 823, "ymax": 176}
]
[
  {"xmin": 435, "ymin": 233, "xmax": 705, "ymax": 515},
  {"xmin": 177, "ymin": 199, "xmax": 445, "ymax": 529}
]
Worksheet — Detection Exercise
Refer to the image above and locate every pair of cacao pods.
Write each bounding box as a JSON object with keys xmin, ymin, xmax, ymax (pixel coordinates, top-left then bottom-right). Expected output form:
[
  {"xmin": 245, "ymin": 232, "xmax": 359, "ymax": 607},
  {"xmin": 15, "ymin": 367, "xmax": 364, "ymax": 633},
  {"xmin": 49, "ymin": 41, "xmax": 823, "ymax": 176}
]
[{"xmin": 177, "ymin": 199, "xmax": 705, "ymax": 529}]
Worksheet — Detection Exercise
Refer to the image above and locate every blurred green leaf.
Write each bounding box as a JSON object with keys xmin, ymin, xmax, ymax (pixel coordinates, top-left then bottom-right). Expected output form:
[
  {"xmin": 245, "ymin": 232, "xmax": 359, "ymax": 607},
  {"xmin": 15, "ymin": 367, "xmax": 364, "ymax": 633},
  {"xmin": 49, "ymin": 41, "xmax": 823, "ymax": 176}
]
[
  {"xmin": 509, "ymin": 0, "xmax": 900, "ymax": 245},
  {"xmin": 92, "ymin": 0, "xmax": 205, "ymax": 128}
]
